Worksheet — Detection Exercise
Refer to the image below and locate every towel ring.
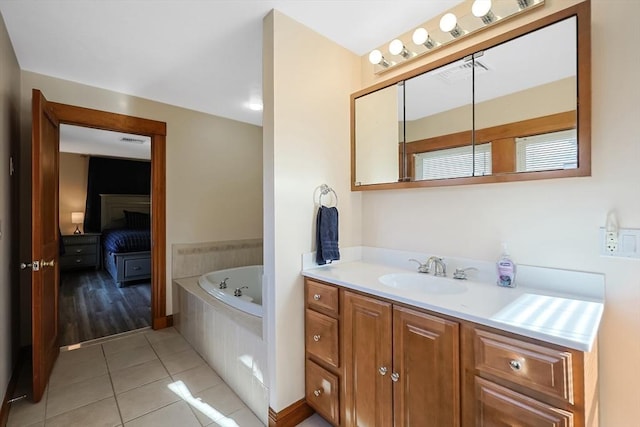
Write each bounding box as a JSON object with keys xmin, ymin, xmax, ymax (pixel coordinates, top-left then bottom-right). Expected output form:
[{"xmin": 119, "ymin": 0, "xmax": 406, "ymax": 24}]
[{"xmin": 318, "ymin": 184, "xmax": 338, "ymax": 207}]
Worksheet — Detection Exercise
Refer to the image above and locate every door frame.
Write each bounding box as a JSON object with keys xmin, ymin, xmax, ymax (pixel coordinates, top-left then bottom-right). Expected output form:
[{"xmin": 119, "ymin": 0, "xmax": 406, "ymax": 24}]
[{"xmin": 50, "ymin": 102, "xmax": 169, "ymax": 328}]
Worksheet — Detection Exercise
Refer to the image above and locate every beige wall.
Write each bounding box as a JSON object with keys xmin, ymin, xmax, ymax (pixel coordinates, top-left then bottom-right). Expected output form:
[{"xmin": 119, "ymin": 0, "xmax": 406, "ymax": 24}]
[
  {"xmin": 406, "ymin": 77, "xmax": 576, "ymax": 141},
  {"xmin": 0, "ymin": 9, "xmax": 20, "ymax": 408},
  {"xmin": 356, "ymin": 1, "xmax": 640, "ymax": 425},
  {"xmin": 59, "ymin": 153, "xmax": 89, "ymax": 235},
  {"xmin": 355, "ymin": 85, "xmax": 399, "ymax": 184},
  {"xmin": 19, "ymin": 71, "xmax": 264, "ymax": 323},
  {"xmin": 263, "ymin": 10, "xmax": 361, "ymax": 411}
]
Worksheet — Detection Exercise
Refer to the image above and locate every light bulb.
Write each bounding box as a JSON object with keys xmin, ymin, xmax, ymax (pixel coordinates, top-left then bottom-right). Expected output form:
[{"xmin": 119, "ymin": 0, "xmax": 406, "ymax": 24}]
[
  {"xmin": 472, "ymin": 0, "xmax": 492, "ymax": 18},
  {"xmin": 439, "ymin": 13, "xmax": 458, "ymax": 32},
  {"xmin": 368, "ymin": 49, "xmax": 383, "ymax": 65},
  {"xmin": 368, "ymin": 49, "xmax": 391, "ymax": 67},
  {"xmin": 412, "ymin": 27, "xmax": 436, "ymax": 49},
  {"xmin": 472, "ymin": 0, "xmax": 496, "ymax": 24},
  {"xmin": 389, "ymin": 39, "xmax": 404, "ymax": 56},
  {"xmin": 412, "ymin": 28, "xmax": 428, "ymax": 45},
  {"xmin": 440, "ymin": 12, "xmax": 463, "ymax": 37}
]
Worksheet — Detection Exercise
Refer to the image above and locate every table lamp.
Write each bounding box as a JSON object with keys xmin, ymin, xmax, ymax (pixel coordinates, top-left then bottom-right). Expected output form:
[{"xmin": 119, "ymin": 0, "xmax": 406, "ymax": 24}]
[{"xmin": 71, "ymin": 211, "xmax": 84, "ymax": 234}]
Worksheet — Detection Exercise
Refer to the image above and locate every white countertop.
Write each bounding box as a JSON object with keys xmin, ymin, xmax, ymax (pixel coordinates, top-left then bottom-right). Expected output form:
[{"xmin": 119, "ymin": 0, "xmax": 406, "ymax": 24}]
[{"xmin": 302, "ymin": 247, "xmax": 604, "ymax": 352}]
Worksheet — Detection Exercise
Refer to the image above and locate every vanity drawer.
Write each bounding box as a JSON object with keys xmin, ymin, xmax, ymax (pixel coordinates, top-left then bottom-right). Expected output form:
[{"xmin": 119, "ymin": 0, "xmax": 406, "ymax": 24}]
[
  {"xmin": 306, "ymin": 359, "xmax": 340, "ymax": 426},
  {"xmin": 474, "ymin": 329, "xmax": 573, "ymax": 403},
  {"xmin": 306, "ymin": 309, "xmax": 339, "ymax": 369},
  {"xmin": 306, "ymin": 279, "xmax": 339, "ymax": 315},
  {"xmin": 475, "ymin": 377, "xmax": 573, "ymax": 427}
]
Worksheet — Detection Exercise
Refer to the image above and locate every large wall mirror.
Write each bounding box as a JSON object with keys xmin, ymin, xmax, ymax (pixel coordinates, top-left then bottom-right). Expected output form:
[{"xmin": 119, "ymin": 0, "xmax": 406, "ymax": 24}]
[{"xmin": 351, "ymin": 2, "xmax": 590, "ymax": 190}]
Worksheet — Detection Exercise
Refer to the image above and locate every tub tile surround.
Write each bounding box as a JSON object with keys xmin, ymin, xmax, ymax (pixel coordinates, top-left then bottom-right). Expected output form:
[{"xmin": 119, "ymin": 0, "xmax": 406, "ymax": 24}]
[
  {"xmin": 174, "ymin": 279, "xmax": 268, "ymax": 425},
  {"xmin": 302, "ymin": 246, "xmax": 605, "ymax": 351},
  {"xmin": 172, "ymin": 238, "xmax": 263, "ymax": 280}
]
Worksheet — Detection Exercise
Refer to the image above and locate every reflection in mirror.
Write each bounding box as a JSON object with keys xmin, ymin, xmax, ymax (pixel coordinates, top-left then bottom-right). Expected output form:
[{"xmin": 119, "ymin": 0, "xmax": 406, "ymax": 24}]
[
  {"xmin": 404, "ymin": 56, "xmax": 474, "ymax": 181},
  {"xmin": 354, "ymin": 84, "xmax": 404, "ymax": 186},
  {"xmin": 475, "ymin": 16, "xmax": 577, "ymax": 175}
]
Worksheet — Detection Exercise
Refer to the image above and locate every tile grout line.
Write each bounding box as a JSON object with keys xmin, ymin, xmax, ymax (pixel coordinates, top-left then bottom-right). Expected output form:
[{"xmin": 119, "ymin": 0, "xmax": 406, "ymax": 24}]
[
  {"xmin": 102, "ymin": 340, "xmax": 126, "ymax": 426},
  {"xmin": 145, "ymin": 329, "xmax": 211, "ymax": 426}
]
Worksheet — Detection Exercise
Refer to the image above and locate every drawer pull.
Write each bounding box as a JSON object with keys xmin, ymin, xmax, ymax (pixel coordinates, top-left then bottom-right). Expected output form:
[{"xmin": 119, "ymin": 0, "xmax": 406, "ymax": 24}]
[
  {"xmin": 378, "ymin": 366, "xmax": 388, "ymax": 376},
  {"xmin": 75, "ymin": 259, "xmax": 82, "ymax": 263},
  {"xmin": 391, "ymin": 372, "xmax": 400, "ymax": 382},
  {"xmin": 313, "ymin": 389, "xmax": 323, "ymax": 397},
  {"xmin": 313, "ymin": 334, "xmax": 321, "ymax": 342},
  {"xmin": 133, "ymin": 266, "xmax": 141, "ymax": 270},
  {"xmin": 313, "ymin": 294, "xmax": 321, "ymax": 301},
  {"xmin": 75, "ymin": 249, "xmax": 83, "ymax": 253},
  {"xmin": 509, "ymin": 360, "xmax": 522, "ymax": 371}
]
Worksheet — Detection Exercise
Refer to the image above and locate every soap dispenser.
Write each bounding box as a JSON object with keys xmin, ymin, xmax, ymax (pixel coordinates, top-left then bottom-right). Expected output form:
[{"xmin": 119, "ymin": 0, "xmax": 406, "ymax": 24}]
[{"xmin": 496, "ymin": 243, "xmax": 516, "ymax": 288}]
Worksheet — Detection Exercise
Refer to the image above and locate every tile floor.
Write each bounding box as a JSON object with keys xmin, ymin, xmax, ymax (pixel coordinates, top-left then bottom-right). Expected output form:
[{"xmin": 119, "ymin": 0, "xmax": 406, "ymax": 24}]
[{"xmin": 6, "ymin": 327, "xmax": 268, "ymax": 427}]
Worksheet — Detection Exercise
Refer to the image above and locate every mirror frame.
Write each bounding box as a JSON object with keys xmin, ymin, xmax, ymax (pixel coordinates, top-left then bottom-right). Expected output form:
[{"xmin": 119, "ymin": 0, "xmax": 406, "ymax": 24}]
[{"xmin": 350, "ymin": 1, "xmax": 590, "ymax": 191}]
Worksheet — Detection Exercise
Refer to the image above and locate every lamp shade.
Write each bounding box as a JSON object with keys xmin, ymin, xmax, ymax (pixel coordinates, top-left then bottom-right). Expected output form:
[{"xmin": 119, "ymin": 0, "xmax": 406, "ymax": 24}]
[{"xmin": 71, "ymin": 212, "xmax": 84, "ymax": 224}]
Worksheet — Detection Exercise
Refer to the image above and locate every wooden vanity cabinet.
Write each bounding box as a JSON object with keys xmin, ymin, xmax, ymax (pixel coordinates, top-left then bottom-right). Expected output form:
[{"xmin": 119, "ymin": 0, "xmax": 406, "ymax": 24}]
[
  {"xmin": 304, "ymin": 278, "xmax": 598, "ymax": 427},
  {"xmin": 461, "ymin": 324, "xmax": 599, "ymax": 427},
  {"xmin": 305, "ymin": 279, "xmax": 342, "ymax": 426}
]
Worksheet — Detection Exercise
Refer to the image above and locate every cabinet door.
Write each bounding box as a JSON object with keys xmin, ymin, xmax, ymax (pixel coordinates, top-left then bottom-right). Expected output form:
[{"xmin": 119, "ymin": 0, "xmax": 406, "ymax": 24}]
[
  {"xmin": 393, "ymin": 306, "xmax": 460, "ymax": 427},
  {"xmin": 344, "ymin": 291, "xmax": 393, "ymax": 427}
]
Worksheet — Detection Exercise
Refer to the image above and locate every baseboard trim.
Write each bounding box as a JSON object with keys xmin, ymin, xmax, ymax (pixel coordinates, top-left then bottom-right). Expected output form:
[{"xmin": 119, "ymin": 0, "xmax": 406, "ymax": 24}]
[
  {"xmin": 1, "ymin": 347, "xmax": 28, "ymax": 427},
  {"xmin": 268, "ymin": 399, "xmax": 315, "ymax": 427},
  {"xmin": 153, "ymin": 314, "xmax": 173, "ymax": 329}
]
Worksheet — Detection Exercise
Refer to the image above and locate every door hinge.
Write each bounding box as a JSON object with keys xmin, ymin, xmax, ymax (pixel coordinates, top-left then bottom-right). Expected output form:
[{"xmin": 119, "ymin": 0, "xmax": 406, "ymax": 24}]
[{"xmin": 20, "ymin": 261, "xmax": 40, "ymax": 271}]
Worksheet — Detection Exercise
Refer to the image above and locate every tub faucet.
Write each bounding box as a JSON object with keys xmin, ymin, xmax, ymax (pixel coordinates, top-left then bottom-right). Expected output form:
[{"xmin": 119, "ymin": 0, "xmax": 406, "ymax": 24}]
[
  {"xmin": 234, "ymin": 286, "xmax": 249, "ymax": 297},
  {"xmin": 219, "ymin": 277, "xmax": 230, "ymax": 289},
  {"xmin": 426, "ymin": 256, "xmax": 447, "ymax": 277}
]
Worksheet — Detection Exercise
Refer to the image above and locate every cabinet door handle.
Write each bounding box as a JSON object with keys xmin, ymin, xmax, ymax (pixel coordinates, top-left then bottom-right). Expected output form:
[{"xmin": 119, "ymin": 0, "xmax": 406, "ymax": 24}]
[
  {"xmin": 313, "ymin": 294, "xmax": 321, "ymax": 301},
  {"xmin": 509, "ymin": 360, "xmax": 522, "ymax": 371},
  {"xmin": 313, "ymin": 334, "xmax": 321, "ymax": 342},
  {"xmin": 390, "ymin": 372, "xmax": 400, "ymax": 382},
  {"xmin": 378, "ymin": 366, "xmax": 388, "ymax": 376},
  {"xmin": 313, "ymin": 389, "xmax": 323, "ymax": 397}
]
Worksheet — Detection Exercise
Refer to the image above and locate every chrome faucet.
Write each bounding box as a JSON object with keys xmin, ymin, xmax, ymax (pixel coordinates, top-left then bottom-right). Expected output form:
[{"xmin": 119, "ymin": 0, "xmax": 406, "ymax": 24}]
[
  {"xmin": 233, "ymin": 286, "xmax": 248, "ymax": 296},
  {"xmin": 453, "ymin": 267, "xmax": 477, "ymax": 280},
  {"xmin": 409, "ymin": 257, "xmax": 446, "ymax": 277},
  {"xmin": 219, "ymin": 277, "xmax": 230, "ymax": 289},
  {"xmin": 426, "ymin": 256, "xmax": 447, "ymax": 277},
  {"xmin": 409, "ymin": 258, "xmax": 430, "ymax": 273}
]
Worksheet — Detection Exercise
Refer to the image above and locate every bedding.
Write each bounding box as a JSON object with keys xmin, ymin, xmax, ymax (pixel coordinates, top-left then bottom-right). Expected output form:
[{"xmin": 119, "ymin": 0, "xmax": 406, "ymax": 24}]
[{"xmin": 102, "ymin": 228, "xmax": 151, "ymax": 254}]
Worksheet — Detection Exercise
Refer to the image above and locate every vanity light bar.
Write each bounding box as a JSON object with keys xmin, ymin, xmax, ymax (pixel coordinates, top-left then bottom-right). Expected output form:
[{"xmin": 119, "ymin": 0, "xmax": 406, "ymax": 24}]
[{"xmin": 368, "ymin": 0, "xmax": 545, "ymax": 73}]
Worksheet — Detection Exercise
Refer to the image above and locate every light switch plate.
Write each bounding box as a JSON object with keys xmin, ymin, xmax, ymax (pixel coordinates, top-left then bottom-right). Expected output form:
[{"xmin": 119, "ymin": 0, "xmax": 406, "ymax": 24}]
[{"xmin": 600, "ymin": 227, "xmax": 640, "ymax": 258}]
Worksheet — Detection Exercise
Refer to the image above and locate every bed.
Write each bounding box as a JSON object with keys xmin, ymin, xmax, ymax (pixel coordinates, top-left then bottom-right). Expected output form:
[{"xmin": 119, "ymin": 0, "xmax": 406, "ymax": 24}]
[{"xmin": 100, "ymin": 194, "xmax": 151, "ymax": 287}]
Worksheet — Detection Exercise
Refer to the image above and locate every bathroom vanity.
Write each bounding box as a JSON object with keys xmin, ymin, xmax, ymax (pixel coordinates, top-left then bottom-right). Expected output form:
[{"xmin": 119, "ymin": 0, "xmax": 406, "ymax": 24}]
[{"xmin": 302, "ymin": 248, "xmax": 603, "ymax": 427}]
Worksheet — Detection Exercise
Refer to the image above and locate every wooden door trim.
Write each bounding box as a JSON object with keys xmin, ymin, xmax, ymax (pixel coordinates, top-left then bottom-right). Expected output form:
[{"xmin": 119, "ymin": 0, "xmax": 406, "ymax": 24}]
[{"xmin": 49, "ymin": 102, "xmax": 168, "ymax": 328}]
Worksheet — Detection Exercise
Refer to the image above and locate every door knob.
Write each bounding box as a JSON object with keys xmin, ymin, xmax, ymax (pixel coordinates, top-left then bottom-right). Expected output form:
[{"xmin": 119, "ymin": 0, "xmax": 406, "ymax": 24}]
[
  {"xmin": 391, "ymin": 372, "xmax": 400, "ymax": 382},
  {"xmin": 378, "ymin": 366, "xmax": 388, "ymax": 375}
]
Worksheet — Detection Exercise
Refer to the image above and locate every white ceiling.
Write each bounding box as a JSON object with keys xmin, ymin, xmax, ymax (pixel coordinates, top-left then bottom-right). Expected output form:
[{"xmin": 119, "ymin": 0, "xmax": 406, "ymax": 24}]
[
  {"xmin": 0, "ymin": 0, "xmax": 463, "ymax": 128},
  {"xmin": 59, "ymin": 124, "xmax": 151, "ymax": 160}
]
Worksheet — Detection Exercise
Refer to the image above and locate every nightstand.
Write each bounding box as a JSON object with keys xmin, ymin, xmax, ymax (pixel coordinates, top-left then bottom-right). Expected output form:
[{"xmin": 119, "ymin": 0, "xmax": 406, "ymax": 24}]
[{"xmin": 60, "ymin": 233, "xmax": 101, "ymax": 272}]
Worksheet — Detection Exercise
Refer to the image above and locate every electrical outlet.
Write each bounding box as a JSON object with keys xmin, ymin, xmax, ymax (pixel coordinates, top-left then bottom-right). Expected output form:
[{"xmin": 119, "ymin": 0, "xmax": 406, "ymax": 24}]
[
  {"xmin": 600, "ymin": 227, "xmax": 640, "ymax": 258},
  {"xmin": 605, "ymin": 231, "xmax": 618, "ymax": 253}
]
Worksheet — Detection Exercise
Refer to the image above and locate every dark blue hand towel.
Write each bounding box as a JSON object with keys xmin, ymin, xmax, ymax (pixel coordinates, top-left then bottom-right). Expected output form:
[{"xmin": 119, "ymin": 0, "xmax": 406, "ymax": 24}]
[{"xmin": 316, "ymin": 206, "xmax": 340, "ymax": 265}]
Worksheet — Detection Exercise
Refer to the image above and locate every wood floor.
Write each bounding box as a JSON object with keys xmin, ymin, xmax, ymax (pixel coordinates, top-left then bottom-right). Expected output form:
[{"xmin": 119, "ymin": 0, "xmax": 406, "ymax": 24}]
[{"xmin": 58, "ymin": 269, "xmax": 151, "ymax": 346}]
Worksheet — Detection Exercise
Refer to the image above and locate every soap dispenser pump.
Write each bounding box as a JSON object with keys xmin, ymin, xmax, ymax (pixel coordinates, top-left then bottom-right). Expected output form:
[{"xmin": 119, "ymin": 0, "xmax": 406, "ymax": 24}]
[{"xmin": 496, "ymin": 243, "xmax": 516, "ymax": 288}]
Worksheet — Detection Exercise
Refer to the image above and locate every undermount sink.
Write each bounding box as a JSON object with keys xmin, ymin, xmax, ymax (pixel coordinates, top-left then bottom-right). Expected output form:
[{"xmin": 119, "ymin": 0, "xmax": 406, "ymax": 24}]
[{"xmin": 379, "ymin": 273, "xmax": 468, "ymax": 295}]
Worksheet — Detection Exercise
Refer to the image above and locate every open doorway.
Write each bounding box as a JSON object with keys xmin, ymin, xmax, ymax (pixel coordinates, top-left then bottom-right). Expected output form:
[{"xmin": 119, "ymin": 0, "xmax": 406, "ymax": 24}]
[{"xmin": 58, "ymin": 125, "xmax": 152, "ymax": 346}]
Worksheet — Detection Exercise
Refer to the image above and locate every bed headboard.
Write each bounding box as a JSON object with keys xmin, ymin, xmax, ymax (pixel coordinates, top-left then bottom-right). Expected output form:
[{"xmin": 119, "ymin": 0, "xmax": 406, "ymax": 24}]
[{"xmin": 100, "ymin": 194, "xmax": 151, "ymax": 230}]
